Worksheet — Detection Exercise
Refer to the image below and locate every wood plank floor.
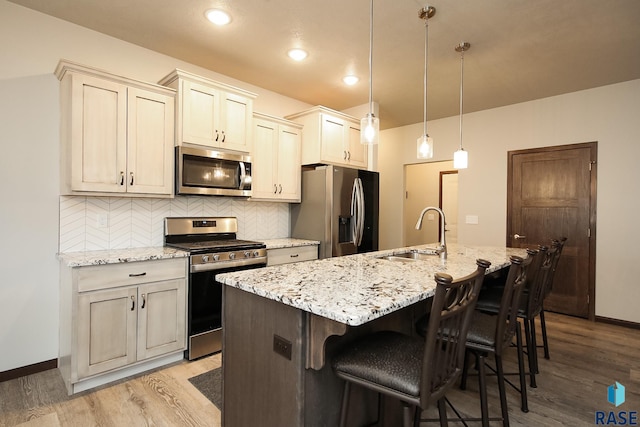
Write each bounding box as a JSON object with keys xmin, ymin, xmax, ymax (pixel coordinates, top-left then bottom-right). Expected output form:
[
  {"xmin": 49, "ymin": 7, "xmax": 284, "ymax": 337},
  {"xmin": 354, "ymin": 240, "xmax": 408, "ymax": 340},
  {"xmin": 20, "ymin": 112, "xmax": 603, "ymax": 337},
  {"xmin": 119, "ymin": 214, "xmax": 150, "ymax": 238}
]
[{"xmin": 1, "ymin": 312, "xmax": 638, "ymax": 426}]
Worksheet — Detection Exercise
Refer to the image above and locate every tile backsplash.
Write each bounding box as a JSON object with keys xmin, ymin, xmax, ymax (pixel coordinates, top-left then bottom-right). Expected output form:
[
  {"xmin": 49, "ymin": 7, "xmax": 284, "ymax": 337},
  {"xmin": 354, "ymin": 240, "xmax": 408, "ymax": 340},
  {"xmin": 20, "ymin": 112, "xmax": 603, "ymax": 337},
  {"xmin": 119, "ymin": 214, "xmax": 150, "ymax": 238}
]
[{"xmin": 59, "ymin": 195, "xmax": 290, "ymax": 253}]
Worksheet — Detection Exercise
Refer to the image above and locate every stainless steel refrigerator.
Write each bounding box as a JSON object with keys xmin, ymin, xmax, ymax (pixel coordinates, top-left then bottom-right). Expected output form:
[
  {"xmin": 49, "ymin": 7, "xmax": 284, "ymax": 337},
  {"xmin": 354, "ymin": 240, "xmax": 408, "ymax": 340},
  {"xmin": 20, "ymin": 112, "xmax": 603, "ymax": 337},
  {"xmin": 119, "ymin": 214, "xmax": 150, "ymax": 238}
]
[{"xmin": 290, "ymin": 165, "xmax": 379, "ymax": 259}]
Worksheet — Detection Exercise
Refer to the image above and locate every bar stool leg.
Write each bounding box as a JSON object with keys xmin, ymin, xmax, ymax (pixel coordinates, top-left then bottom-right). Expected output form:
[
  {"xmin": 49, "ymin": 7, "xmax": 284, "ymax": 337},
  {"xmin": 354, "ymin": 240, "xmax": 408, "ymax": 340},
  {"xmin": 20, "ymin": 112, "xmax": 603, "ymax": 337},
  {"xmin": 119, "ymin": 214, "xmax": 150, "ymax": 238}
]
[
  {"xmin": 476, "ymin": 352, "xmax": 490, "ymax": 427},
  {"xmin": 540, "ymin": 309, "xmax": 550, "ymax": 359},
  {"xmin": 494, "ymin": 354, "xmax": 510, "ymax": 427},
  {"xmin": 516, "ymin": 322, "xmax": 529, "ymax": 413},
  {"xmin": 523, "ymin": 319, "xmax": 537, "ymax": 388},
  {"xmin": 339, "ymin": 381, "xmax": 351, "ymax": 427}
]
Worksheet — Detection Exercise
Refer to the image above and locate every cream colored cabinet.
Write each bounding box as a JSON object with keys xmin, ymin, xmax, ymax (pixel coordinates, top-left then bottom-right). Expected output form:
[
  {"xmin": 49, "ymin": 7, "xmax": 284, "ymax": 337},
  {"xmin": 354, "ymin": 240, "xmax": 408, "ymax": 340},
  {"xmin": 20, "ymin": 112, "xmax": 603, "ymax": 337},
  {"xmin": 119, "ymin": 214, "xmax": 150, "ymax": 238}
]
[
  {"xmin": 55, "ymin": 60, "xmax": 175, "ymax": 196},
  {"xmin": 159, "ymin": 69, "xmax": 257, "ymax": 153},
  {"xmin": 59, "ymin": 257, "xmax": 187, "ymax": 394},
  {"xmin": 267, "ymin": 245, "xmax": 318, "ymax": 266},
  {"xmin": 252, "ymin": 113, "xmax": 302, "ymax": 202},
  {"xmin": 285, "ymin": 106, "xmax": 368, "ymax": 169}
]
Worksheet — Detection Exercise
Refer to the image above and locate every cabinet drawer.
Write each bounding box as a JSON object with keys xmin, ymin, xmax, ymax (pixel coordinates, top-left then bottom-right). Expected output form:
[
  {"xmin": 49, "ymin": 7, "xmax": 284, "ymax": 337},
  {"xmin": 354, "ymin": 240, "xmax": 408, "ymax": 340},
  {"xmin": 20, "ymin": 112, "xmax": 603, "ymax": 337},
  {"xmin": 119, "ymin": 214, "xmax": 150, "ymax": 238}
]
[
  {"xmin": 76, "ymin": 258, "xmax": 187, "ymax": 293},
  {"xmin": 267, "ymin": 246, "xmax": 318, "ymax": 266}
]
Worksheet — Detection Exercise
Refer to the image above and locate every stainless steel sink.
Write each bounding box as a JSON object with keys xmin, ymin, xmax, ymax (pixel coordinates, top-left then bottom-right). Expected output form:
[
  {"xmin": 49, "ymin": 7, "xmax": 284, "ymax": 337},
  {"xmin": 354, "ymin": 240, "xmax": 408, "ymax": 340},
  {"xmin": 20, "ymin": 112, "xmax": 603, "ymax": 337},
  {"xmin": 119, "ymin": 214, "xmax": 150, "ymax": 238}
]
[{"xmin": 377, "ymin": 248, "xmax": 441, "ymax": 262}]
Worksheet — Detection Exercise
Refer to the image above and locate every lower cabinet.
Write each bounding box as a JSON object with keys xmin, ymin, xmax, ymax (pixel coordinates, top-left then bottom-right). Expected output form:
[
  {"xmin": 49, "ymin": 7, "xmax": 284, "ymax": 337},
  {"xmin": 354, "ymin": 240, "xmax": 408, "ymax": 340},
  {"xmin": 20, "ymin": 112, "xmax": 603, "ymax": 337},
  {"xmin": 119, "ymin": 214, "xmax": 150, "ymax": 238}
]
[
  {"xmin": 59, "ymin": 257, "xmax": 188, "ymax": 394},
  {"xmin": 267, "ymin": 245, "xmax": 318, "ymax": 266}
]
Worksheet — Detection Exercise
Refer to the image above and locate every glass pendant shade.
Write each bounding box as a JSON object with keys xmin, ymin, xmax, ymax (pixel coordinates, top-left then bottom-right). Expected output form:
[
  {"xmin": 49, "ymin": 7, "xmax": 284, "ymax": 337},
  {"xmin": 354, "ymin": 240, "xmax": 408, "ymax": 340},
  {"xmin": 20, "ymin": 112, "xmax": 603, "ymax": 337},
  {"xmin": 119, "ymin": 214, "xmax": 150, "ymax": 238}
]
[
  {"xmin": 416, "ymin": 134, "xmax": 433, "ymax": 159},
  {"xmin": 453, "ymin": 148, "xmax": 468, "ymax": 169},
  {"xmin": 360, "ymin": 113, "xmax": 379, "ymax": 145}
]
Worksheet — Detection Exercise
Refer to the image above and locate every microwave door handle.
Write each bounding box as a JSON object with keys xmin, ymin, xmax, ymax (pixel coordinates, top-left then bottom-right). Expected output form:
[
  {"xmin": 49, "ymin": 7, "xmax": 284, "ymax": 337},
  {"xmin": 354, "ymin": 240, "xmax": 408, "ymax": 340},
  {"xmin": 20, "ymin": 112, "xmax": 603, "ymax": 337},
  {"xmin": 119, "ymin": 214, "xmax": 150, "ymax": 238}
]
[{"xmin": 238, "ymin": 161, "xmax": 247, "ymax": 190}]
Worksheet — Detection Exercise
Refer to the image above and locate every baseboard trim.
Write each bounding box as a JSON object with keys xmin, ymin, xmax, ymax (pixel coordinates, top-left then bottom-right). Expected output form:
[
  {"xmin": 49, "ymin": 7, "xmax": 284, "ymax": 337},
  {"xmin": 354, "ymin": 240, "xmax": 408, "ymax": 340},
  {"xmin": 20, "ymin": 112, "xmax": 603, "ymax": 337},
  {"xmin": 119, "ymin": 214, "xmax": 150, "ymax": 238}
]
[
  {"xmin": 595, "ymin": 316, "xmax": 640, "ymax": 330},
  {"xmin": 0, "ymin": 359, "xmax": 58, "ymax": 383}
]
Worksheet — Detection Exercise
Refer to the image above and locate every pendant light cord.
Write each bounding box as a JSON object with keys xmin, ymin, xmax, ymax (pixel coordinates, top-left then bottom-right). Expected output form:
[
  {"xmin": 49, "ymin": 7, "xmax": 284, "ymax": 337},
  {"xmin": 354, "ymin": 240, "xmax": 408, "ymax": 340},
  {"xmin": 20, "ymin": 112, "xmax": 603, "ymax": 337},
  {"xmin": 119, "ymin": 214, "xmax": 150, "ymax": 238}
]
[
  {"xmin": 423, "ymin": 16, "xmax": 428, "ymax": 136},
  {"xmin": 459, "ymin": 48, "xmax": 464, "ymax": 150},
  {"xmin": 368, "ymin": 0, "xmax": 374, "ymax": 115}
]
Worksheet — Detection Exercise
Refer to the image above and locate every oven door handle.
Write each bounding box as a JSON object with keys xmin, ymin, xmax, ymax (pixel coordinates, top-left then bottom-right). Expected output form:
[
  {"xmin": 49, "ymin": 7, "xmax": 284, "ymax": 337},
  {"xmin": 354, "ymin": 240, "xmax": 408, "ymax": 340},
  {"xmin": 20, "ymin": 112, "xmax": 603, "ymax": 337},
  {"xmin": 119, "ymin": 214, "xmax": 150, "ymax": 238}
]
[{"xmin": 190, "ymin": 257, "xmax": 267, "ymax": 273}]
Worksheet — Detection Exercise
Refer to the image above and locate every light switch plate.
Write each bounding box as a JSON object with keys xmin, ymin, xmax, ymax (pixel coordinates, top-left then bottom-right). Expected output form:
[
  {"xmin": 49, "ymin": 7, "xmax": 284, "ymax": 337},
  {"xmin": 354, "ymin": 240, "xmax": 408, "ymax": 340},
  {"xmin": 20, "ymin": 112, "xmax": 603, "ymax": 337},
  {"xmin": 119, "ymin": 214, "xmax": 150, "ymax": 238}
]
[{"xmin": 465, "ymin": 215, "xmax": 479, "ymax": 224}]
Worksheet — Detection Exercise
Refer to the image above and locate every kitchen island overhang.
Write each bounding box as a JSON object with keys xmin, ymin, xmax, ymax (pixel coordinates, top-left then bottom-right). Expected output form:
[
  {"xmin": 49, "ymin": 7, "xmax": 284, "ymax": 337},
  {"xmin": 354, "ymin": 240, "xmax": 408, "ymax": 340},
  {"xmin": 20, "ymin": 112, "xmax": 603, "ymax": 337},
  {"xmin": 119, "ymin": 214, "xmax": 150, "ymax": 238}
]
[{"xmin": 217, "ymin": 243, "xmax": 527, "ymax": 427}]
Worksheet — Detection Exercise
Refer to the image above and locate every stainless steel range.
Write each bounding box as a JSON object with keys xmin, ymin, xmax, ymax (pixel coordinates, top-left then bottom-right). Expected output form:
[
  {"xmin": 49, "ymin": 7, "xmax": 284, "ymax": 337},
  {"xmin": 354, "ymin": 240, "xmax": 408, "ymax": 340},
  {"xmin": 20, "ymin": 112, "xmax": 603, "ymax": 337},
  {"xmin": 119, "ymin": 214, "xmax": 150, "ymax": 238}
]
[{"xmin": 164, "ymin": 217, "xmax": 267, "ymax": 360}]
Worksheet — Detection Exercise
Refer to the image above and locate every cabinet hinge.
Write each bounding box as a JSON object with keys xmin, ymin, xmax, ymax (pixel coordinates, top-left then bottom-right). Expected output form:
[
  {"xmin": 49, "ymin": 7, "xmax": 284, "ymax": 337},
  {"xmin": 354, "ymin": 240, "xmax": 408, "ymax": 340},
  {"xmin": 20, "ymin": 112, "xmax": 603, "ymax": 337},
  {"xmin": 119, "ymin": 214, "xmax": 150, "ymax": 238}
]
[
  {"xmin": 406, "ymin": 191, "xmax": 409, "ymax": 199},
  {"xmin": 587, "ymin": 228, "xmax": 591, "ymax": 238},
  {"xmin": 589, "ymin": 160, "xmax": 597, "ymax": 171}
]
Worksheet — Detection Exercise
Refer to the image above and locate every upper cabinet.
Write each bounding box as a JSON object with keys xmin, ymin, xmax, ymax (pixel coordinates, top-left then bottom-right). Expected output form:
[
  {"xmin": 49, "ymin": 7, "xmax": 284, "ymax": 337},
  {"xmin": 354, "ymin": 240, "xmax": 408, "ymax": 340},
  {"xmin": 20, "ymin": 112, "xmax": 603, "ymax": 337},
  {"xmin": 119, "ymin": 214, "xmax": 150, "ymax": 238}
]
[
  {"xmin": 285, "ymin": 106, "xmax": 368, "ymax": 170},
  {"xmin": 159, "ymin": 69, "xmax": 257, "ymax": 153},
  {"xmin": 251, "ymin": 113, "xmax": 302, "ymax": 202},
  {"xmin": 55, "ymin": 60, "xmax": 175, "ymax": 197}
]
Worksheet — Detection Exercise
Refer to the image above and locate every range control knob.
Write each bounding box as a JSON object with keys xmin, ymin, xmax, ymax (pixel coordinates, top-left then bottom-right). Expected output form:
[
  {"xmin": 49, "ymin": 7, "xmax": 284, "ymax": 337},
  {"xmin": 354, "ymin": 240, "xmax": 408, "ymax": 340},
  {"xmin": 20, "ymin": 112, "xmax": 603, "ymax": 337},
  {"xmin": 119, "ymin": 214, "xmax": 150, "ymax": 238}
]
[
  {"xmin": 202, "ymin": 255, "xmax": 209, "ymax": 262},
  {"xmin": 244, "ymin": 251, "xmax": 251, "ymax": 258},
  {"xmin": 229, "ymin": 252, "xmax": 236, "ymax": 260},
  {"xmin": 254, "ymin": 250, "xmax": 261, "ymax": 257},
  {"xmin": 213, "ymin": 254, "xmax": 220, "ymax": 261}
]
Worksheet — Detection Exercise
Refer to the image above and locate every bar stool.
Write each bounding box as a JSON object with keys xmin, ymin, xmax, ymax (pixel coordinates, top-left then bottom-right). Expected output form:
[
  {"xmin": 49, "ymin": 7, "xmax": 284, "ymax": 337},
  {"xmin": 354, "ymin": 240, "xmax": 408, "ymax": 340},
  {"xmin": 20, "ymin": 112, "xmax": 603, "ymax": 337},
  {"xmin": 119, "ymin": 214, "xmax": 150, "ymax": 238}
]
[
  {"xmin": 538, "ymin": 237, "xmax": 567, "ymax": 360},
  {"xmin": 459, "ymin": 252, "xmax": 536, "ymax": 426},
  {"xmin": 332, "ymin": 259, "xmax": 491, "ymax": 427}
]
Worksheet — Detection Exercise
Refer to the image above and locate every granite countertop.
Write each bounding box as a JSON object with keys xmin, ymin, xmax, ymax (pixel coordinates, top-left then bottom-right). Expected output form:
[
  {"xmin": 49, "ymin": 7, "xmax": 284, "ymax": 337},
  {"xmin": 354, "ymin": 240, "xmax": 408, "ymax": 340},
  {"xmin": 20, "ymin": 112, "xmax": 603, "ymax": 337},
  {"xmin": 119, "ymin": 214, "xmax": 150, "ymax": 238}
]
[
  {"xmin": 217, "ymin": 243, "xmax": 527, "ymax": 326},
  {"xmin": 261, "ymin": 238, "xmax": 320, "ymax": 249},
  {"xmin": 58, "ymin": 247, "xmax": 188, "ymax": 267}
]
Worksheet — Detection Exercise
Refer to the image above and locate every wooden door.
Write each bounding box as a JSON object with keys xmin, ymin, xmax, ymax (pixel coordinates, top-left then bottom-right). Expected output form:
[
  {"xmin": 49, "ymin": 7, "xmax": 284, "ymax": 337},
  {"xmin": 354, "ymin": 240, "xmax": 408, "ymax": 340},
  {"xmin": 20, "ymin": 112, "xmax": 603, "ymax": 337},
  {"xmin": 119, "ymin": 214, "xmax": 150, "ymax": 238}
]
[
  {"xmin": 507, "ymin": 143, "xmax": 597, "ymax": 318},
  {"xmin": 77, "ymin": 286, "xmax": 137, "ymax": 378},
  {"xmin": 252, "ymin": 118, "xmax": 278, "ymax": 199},
  {"xmin": 137, "ymin": 279, "xmax": 186, "ymax": 361},
  {"xmin": 320, "ymin": 114, "xmax": 347, "ymax": 165},
  {"xmin": 181, "ymin": 80, "xmax": 219, "ymax": 147},
  {"xmin": 70, "ymin": 73, "xmax": 127, "ymax": 193},
  {"xmin": 127, "ymin": 87, "xmax": 174, "ymax": 195},
  {"xmin": 346, "ymin": 121, "xmax": 368, "ymax": 169},
  {"xmin": 277, "ymin": 125, "xmax": 302, "ymax": 202},
  {"xmin": 220, "ymin": 92, "xmax": 252, "ymax": 152}
]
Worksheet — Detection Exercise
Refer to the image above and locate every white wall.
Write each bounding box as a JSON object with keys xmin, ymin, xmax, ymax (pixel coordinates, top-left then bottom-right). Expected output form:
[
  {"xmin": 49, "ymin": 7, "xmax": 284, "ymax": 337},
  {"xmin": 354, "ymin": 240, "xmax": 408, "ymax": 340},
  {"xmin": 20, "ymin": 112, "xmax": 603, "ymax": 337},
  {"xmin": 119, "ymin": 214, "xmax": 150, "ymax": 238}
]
[
  {"xmin": 0, "ymin": 0, "xmax": 312, "ymax": 372},
  {"xmin": 379, "ymin": 79, "xmax": 640, "ymax": 323}
]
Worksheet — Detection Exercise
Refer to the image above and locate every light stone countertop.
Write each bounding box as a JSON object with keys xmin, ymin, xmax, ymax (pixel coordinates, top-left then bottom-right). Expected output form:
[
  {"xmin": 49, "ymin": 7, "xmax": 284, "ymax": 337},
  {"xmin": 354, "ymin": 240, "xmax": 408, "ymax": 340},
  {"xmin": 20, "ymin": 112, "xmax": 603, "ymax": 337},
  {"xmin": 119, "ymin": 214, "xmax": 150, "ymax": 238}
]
[
  {"xmin": 58, "ymin": 247, "xmax": 188, "ymax": 267},
  {"xmin": 217, "ymin": 243, "xmax": 527, "ymax": 326},
  {"xmin": 261, "ymin": 238, "xmax": 320, "ymax": 249}
]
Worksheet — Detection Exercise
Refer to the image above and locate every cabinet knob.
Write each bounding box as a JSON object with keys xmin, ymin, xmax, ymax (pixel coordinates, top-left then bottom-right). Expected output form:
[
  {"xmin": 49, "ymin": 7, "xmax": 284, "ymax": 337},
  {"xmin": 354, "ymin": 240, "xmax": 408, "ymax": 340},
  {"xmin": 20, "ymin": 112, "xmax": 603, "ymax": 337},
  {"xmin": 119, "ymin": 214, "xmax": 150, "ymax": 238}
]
[
  {"xmin": 274, "ymin": 184, "xmax": 278, "ymax": 194},
  {"xmin": 120, "ymin": 171, "xmax": 125, "ymax": 185},
  {"xmin": 343, "ymin": 151, "xmax": 347, "ymax": 160},
  {"xmin": 130, "ymin": 172, "xmax": 134, "ymax": 186},
  {"xmin": 347, "ymin": 151, "xmax": 351, "ymax": 160},
  {"xmin": 140, "ymin": 294, "xmax": 146, "ymax": 309},
  {"xmin": 130, "ymin": 295, "xmax": 135, "ymax": 311},
  {"xmin": 215, "ymin": 130, "xmax": 220, "ymax": 141},
  {"xmin": 278, "ymin": 184, "xmax": 282, "ymax": 194},
  {"xmin": 221, "ymin": 131, "xmax": 226, "ymax": 142}
]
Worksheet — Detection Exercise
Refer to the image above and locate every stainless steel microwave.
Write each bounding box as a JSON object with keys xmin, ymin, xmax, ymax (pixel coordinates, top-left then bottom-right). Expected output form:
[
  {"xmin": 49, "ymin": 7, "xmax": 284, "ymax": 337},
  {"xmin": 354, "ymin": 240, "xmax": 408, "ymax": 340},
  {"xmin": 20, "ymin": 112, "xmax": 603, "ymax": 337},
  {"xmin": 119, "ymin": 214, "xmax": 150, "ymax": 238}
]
[{"xmin": 176, "ymin": 146, "xmax": 252, "ymax": 197}]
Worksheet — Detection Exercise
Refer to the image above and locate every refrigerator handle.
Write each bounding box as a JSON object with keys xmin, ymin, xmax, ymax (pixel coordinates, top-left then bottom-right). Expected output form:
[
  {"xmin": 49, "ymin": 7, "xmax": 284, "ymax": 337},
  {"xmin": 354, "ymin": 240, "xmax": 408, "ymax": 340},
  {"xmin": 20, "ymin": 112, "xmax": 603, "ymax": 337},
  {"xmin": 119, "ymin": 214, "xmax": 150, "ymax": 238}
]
[
  {"xmin": 350, "ymin": 179, "xmax": 359, "ymax": 246},
  {"xmin": 356, "ymin": 178, "xmax": 365, "ymax": 246}
]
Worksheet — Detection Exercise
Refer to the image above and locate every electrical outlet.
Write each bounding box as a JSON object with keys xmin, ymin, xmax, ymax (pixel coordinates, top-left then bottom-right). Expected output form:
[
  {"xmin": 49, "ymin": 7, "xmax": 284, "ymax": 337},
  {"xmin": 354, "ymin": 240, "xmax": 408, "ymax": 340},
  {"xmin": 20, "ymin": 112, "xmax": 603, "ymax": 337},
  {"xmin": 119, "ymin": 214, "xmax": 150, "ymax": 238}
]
[
  {"xmin": 465, "ymin": 215, "xmax": 479, "ymax": 224},
  {"xmin": 96, "ymin": 213, "xmax": 109, "ymax": 228},
  {"xmin": 427, "ymin": 213, "xmax": 435, "ymax": 221},
  {"xmin": 273, "ymin": 334, "xmax": 292, "ymax": 360}
]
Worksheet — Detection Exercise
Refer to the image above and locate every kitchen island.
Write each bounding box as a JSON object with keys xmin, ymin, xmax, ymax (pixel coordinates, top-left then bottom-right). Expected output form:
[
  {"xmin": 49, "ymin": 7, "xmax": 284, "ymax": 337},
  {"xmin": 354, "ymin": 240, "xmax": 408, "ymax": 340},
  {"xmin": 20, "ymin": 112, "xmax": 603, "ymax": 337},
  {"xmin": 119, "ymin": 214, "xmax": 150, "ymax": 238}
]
[{"xmin": 217, "ymin": 243, "xmax": 526, "ymax": 426}]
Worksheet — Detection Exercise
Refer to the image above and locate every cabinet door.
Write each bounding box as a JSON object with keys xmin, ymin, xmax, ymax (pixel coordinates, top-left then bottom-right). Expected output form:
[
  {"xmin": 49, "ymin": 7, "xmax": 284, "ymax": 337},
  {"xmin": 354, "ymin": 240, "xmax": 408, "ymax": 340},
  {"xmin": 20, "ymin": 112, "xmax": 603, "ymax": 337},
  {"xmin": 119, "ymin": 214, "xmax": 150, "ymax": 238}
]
[
  {"xmin": 127, "ymin": 87, "xmax": 175, "ymax": 195},
  {"xmin": 137, "ymin": 279, "xmax": 187, "ymax": 361},
  {"xmin": 77, "ymin": 287, "xmax": 137, "ymax": 379},
  {"xmin": 346, "ymin": 122, "xmax": 368, "ymax": 169},
  {"xmin": 220, "ymin": 92, "xmax": 253, "ymax": 152},
  {"xmin": 252, "ymin": 119, "xmax": 278, "ymax": 199},
  {"xmin": 181, "ymin": 80, "xmax": 219, "ymax": 147},
  {"xmin": 320, "ymin": 115, "xmax": 348, "ymax": 165},
  {"xmin": 70, "ymin": 73, "xmax": 127, "ymax": 192},
  {"xmin": 277, "ymin": 126, "xmax": 302, "ymax": 202}
]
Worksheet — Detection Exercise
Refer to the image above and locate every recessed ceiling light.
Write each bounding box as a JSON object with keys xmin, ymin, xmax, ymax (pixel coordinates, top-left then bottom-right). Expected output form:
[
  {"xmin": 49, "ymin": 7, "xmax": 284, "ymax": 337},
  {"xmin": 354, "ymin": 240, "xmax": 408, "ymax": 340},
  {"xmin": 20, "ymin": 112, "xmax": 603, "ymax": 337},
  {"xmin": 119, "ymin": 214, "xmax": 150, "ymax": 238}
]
[
  {"xmin": 205, "ymin": 9, "xmax": 231, "ymax": 26},
  {"xmin": 343, "ymin": 75, "xmax": 359, "ymax": 86},
  {"xmin": 287, "ymin": 48, "xmax": 308, "ymax": 61}
]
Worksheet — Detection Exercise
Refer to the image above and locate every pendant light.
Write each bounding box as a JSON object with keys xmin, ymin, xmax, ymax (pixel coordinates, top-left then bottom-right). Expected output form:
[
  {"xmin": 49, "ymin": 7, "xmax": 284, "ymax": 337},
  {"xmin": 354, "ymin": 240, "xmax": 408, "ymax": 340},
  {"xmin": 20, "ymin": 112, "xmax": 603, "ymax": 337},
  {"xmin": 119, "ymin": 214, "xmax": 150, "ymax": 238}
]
[
  {"xmin": 453, "ymin": 41, "xmax": 470, "ymax": 169},
  {"xmin": 361, "ymin": 0, "xmax": 379, "ymax": 145},
  {"xmin": 416, "ymin": 6, "xmax": 436, "ymax": 159}
]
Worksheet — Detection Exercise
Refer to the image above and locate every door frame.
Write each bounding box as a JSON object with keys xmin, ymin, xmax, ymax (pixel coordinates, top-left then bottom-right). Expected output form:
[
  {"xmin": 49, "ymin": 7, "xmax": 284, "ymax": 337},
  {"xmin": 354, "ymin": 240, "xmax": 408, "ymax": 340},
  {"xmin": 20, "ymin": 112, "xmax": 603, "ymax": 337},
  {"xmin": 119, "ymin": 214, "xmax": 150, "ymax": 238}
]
[
  {"xmin": 506, "ymin": 142, "xmax": 597, "ymax": 320},
  {"xmin": 439, "ymin": 170, "xmax": 458, "ymax": 242}
]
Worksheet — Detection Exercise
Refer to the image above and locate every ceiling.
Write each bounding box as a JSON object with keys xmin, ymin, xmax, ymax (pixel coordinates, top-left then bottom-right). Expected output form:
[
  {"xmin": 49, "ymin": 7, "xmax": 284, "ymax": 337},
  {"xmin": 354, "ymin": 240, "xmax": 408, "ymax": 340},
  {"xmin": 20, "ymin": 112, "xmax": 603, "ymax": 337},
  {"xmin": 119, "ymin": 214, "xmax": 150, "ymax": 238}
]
[{"xmin": 10, "ymin": 0, "xmax": 640, "ymax": 129}]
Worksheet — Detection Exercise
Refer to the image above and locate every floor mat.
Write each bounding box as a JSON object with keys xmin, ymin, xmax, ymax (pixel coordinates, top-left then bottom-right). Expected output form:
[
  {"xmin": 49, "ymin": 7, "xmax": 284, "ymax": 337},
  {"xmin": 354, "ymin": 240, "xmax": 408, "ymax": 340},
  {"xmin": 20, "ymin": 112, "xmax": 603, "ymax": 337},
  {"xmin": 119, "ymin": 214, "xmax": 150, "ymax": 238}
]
[{"xmin": 188, "ymin": 367, "xmax": 222, "ymax": 409}]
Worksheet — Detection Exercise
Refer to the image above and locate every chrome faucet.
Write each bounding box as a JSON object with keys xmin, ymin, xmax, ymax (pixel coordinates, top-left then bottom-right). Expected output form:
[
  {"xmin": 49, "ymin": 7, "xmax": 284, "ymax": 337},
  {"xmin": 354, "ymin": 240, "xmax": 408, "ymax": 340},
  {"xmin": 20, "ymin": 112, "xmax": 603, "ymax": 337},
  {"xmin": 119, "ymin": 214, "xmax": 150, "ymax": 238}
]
[{"xmin": 415, "ymin": 206, "xmax": 447, "ymax": 259}]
